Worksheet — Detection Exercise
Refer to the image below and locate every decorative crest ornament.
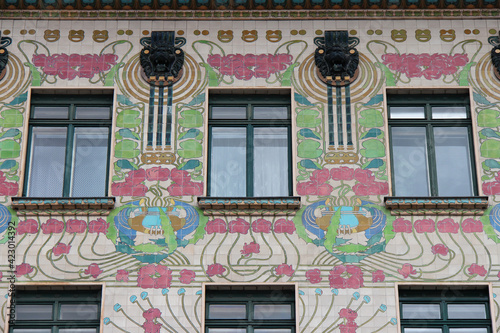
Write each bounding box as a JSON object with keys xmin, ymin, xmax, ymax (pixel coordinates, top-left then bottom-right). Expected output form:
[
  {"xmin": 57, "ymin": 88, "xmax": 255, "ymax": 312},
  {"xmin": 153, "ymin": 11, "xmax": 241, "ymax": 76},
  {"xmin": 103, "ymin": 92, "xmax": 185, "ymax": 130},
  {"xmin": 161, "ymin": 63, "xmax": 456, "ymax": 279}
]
[
  {"xmin": 489, "ymin": 33, "xmax": 500, "ymax": 81},
  {"xmin": 0, "ymin": 33, "xmax": 12, "ymax": 81},
  {"xmin": 314, "ymin": 31, "xmax": 359, "ymax": 86},
  {"xmin": 140, "ymin": 31, "xmax": 186, "ymax": 86}
]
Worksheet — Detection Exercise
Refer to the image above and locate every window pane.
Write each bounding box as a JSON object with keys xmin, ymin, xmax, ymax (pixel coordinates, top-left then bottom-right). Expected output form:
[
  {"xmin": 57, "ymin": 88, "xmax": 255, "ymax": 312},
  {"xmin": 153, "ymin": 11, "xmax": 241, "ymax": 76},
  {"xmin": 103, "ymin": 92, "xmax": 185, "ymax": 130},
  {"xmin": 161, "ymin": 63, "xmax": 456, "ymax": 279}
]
[
  {"xmin": 208, "ymin": 304, "xmax": 246, "ymax": 319},
  {"xmin": 28, "ymin": 127, "xmax": 67, "ymax": 197},
  {"xmin": 13, "ymin": 330, "xmax": 51, "ymax": 333},
  {"xmin": 254, "ymin": 304, "xmax": 292, "ymax": 320},
  {"xmin": 434, "ymin": 127, "xmax": 473, "ymax": 196},
  {"xmin": 432, "ymin": 106, "xmax": 467, "ymax": 119},
  {"xmin": 16, "ymin": 304, "xmax": 53, "ymax": 320},
  {"xmin": 404, "ymin": 329, "xmax": 442, "ymax": 333},
  {"xmin": 211, "ymin": 106, "xmax": 247, "ymax": 119},
  {"xmin": 210, "ymin": 127, "xmax": 246, "ymax": 196},
  {"xmin": 254, "ymin": 106, "xmax": 288, "ymax": 119},
  {"xmin": 254, "ymin": 330, "xmax": 292, "ymax": 333},
  {"xmin": 208, "ymin": 329, "xmax": 246, "ymax": 333},
  {"xmin": 33, "ymin": 106, "xmax": 68, "ymax": 119},
  {"xmin": 448, "ymin": 304, "xmax": 487, "ymax": 319},
  {"xmin": 59, "ymin": 329, "xmax": 98, "ymax": 333},
  {"xmin": 449, "ymin": 329, "xmax": 488, "ymax": 333},
  {"xmin": 71, "ymin": 128, "xmax": 109, "ymax": 197},
  {"xmin": 253, "ymin": 127, "xmax": 288, "ymax": 197},
  {"xmin": 75, "ymin": 106, "xmax": 111, "ymax": 120},
  {"xmin": 391, "ymin": 127, "xmax": 429, "ymax": 196},
  {"xmin": 402, "ymin": 304, "xmax": 441, "ymax": 319},
  {"xmin": 390, "ymin": 106, "xmax": 425, "ymax": 119},
  {"xmin": 60, "ymin": 304, "xmax": 99, "ymax": 320}
]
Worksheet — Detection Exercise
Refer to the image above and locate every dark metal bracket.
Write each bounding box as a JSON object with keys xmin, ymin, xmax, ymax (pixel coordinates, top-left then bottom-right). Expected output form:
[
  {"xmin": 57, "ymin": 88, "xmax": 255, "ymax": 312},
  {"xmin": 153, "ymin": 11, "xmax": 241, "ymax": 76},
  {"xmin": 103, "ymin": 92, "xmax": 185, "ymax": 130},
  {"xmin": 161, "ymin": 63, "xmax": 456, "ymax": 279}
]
[{"xmin": 140, "ymin": 31, "xmax": 186, "ymax": 86}]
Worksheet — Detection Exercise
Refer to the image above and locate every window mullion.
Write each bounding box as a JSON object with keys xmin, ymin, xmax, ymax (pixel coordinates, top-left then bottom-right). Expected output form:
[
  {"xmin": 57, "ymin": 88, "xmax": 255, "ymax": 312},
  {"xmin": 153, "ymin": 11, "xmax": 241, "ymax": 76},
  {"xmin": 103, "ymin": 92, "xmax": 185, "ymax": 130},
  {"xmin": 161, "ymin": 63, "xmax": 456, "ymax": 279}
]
[
  {"xmin": 247, "ymin": 124, "xmax": 254, "ymax": 197},
  {"xmin": 63, "ymin": 124, "xmax": 75, "ymax": 197},
  {"xmin": 427, "ymin": 124, "xmax": 438, "ymax": 196}
]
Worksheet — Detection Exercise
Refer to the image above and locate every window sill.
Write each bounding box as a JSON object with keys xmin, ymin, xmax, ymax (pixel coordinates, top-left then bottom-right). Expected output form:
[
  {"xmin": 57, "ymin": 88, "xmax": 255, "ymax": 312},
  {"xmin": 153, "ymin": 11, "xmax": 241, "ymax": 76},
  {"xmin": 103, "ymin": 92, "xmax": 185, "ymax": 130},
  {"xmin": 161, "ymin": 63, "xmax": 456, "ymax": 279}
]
[
  {"xmin": 11, "ymin": 197, "xmax": 115, "ymax": 215},
  {"xmin": 384, "ymin": 196, "xmax": 489, "ymax": 216},
  {"xmin": 198, "ymin": 196, "xmax": 301, "ymax": 216}
]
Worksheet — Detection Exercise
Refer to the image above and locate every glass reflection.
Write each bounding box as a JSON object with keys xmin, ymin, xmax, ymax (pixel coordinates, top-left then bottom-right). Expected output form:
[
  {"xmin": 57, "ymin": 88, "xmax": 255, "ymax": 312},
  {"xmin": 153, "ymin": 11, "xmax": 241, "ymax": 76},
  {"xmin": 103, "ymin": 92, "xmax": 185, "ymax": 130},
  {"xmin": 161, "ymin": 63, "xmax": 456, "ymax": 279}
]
[
  {"xmin": 210, "ymin": 127, "xmax": 246, "ymax": 197},
  {"xmin": 208, "ymin": 304, "xmax": 246, "ymax": 319},
  {"xmin": 391, "ymin": 127, "xmax": 429, "ymax": 196},
  {"xmin": 434, "ymin": 127, "xmax": 473, "ymax": 196}
]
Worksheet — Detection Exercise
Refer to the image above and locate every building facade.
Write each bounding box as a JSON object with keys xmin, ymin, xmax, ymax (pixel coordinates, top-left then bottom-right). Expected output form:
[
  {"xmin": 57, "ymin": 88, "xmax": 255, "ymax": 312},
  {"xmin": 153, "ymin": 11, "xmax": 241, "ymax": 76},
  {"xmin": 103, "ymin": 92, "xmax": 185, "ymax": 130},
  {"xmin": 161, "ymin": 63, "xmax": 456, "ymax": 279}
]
[{"xmin": 1, "ymin": 2, "xmax": 500, "ymax": 332}]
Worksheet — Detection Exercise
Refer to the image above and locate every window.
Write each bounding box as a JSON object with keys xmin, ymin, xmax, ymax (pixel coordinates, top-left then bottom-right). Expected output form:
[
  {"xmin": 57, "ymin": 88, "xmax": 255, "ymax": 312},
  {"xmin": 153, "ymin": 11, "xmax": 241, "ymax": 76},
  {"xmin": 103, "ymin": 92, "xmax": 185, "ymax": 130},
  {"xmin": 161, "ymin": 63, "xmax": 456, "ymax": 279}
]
[
  {"xmin": 399, "ymin": 285, "xmax": 492, "ymax": 333},
  {"xmin": 208, "ymin": 94, "xmax": 291, "ymax": 197},
  {"xmin": 25, "ymin": 94, "xmax": 112, "ymax": 197},
  {"xmin": 205, "ymin": 286, "xmax": 296, "ymax": 333},
  {"xmin": 388, "ymin": 94, "xmax": 476, "ymax": 196},
  {"xmin": 10, "ymin": 288, "xmax": 101, "ymax": 333}
]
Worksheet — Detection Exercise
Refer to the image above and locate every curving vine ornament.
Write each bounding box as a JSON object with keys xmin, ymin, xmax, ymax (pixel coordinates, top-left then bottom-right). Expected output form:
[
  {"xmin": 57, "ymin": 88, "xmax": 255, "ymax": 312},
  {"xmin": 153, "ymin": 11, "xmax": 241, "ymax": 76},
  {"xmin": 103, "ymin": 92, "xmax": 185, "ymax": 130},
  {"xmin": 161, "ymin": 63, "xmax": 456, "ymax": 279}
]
[
  {"xmin": 0, "ymin": 33, "xmax": 12, "ymax": 81},
  {"xmin": 490, "ymin": 33, "xmax": 500, "ymax": 81},
  {"xmin": 314, "ymin": 31, "xmax": 359, "ymax": 86},
  {"xmin": 140, "ymin": 31, "xmax": 186, "ymax": 86}
]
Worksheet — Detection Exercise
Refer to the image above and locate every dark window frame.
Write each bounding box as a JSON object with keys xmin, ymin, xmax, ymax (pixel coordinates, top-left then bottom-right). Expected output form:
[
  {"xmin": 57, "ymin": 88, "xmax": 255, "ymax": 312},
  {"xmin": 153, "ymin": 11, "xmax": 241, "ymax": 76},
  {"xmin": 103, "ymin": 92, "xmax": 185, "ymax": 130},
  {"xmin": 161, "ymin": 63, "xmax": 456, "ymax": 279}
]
[
  {"xmin": 207, "ymin": 94, "xmax": 292, "ymax": 197},
  {"xmin": 388, "ymin": 94, "xmax": 477, "ymax": 197},
  {"xmin": 399, "ymin": 286, "xmax": 492, "ymax": 333},
  {"xmin": 10, "ymin": 289, "xmax": 102, "ymax": 332},
  {"xmin": 205, "ymin": 288, "xmax": 296, "ymax": 332},
  {"xmin": 24, "ymin": 94, "xmax": 113, "ymax": 198}
]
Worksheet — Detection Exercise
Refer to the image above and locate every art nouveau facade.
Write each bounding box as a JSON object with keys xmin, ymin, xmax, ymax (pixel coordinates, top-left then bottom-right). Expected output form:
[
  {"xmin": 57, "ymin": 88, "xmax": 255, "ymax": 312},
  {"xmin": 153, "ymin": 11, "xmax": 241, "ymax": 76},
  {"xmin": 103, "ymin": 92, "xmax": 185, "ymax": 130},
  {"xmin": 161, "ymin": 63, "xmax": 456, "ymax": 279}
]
[{"xmin": 0, "ymin": 3, "xmax": 500, "ymax": 332}]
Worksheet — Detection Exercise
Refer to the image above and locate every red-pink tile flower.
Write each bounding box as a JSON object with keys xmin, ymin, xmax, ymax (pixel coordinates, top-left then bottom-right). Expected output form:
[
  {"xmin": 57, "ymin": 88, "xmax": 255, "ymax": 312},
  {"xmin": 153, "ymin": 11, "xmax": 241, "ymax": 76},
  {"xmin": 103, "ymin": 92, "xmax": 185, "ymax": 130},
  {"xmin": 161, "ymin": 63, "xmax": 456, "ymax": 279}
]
[
  {"xmin": 205, "ymin": 218, "xmax": 227, "ymax": 234},
  {"xmin": 297, "ymin": 168, "xmax": 333, "ymax": 196},
  {"xmin": 331, "ymin": 167, "xmax": 355, "ymax": 181},
  {"xmin": 483, "ymin": 172, "xmax": 500, "ymax": 195},
  {"xmin": 116, "ymin": 269, "xmax": 129, "ymax": 282},
  {"xmin": 206, "ymin": 263, "xmax": 226, "ymax": 277},
  {"xmin": 167, "ymin": 169, "xmax": 203, "ymax": 196},
  {"xmin": 372, "ymin": 270, "xmax": 385, "ymax": 282},
  {"xmin": 89, "ymin": 218, "xmax": 109, "ymax": 234},
  {"xmin": 207, "ymin": 53, "xmax": 293, "ymax": 80},
  {"xmin": 142, "ymin": 308, "xmax": 162, "ymax": 333},
  {"xmin": 339, "ymin": 308, "xmax": 358, "ymax": 322},
  {"xmin": 414, "ymin": 219, "xmax": 435, "ymax": 233},
  {"xmin": 382, "ymin": 53, "xmax": 468, "ymax": 80},
  {"xmin": 16, "ymin": 263, "xmax": 34, "ymax": 277},
  {"xmin": 66, "ymin": 219, "xmax": 87, "ymax": 233},
  {"xmin": 252, "ymin": 218, "xmax": 272, "ymax": 233},
  {"xmin": 339, "ymin": 321, "xmax": 358, "ymax": 333},
  {"xmin": 241, "ymin": 242, "xmax": 260, "ymax": 256},
  {"xmin": 468, "ymin": 263, "xmax": 487, "ymax": 277},
  {"xmin": 462, "ymin": 218, "xmax": 483, "ymax": 233},
  {"xmin": 146, "ymin": 167, "xmax": 170, "ymax": 181},
  {"xmin": 437, "ymin": 218, "xmax": 459, "ymax": 234},
  {"xmin": 41, "ymin": 219, "xmax": 64, "ymax": 234},
  {"xmin": 274, "ymin": 219, "xmax": 296, "ymax": 234},
  {"xmin": 275, "ymin": 264, "xmax": 295, "ymax": 277},
  {"xmin": 228, "ymin": 218, "xmax": 250, "ymax": 234},
  {"xmin": 431, "ymin": 244, "xmax": 449, "ymax": 256},
  {"xmin": 353, "ymin": 169, "xmax": 375, "ymax": 183},
  {"xmin": 85, "ymin": 263, "xmax": 103, "ymax": 278},
  {"xmin": 398, "ymin": 263, "xmax": 417, "ymax": 279},
  {"xmin": 393, "ymin": 218, "xmax": 412, "ymax": 233},
  {"xmin": 111, "ymin": 181, "xmax": 149, "ymax": 197},
  {"xmin": 305, "ymin": 269, "xmax": 322, "ymax": 284},
  {"xmin": 137, "ymin": 264, "xmax": 172, "ymax": 289},
  {"xmin": 53, "ymin": 243, "xmax": 71, "ymax": 256},
  {"xmin": 32, "ymin": 53, "xmax": 118, "ymax": 80},
  {"xmin": 17, "ymin": 219, "xmax": 39, "ymax": 235},
  {"xmin": 179, "ymin": 269, "xmax": 196, "ymax": 284},
  {"xmin": 0, "ymin": 171, "xmax": 18, "ymax": 196},
  {"xmin": 111, "ymin": 168, "xmax": 149, "ymax": 197}
]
